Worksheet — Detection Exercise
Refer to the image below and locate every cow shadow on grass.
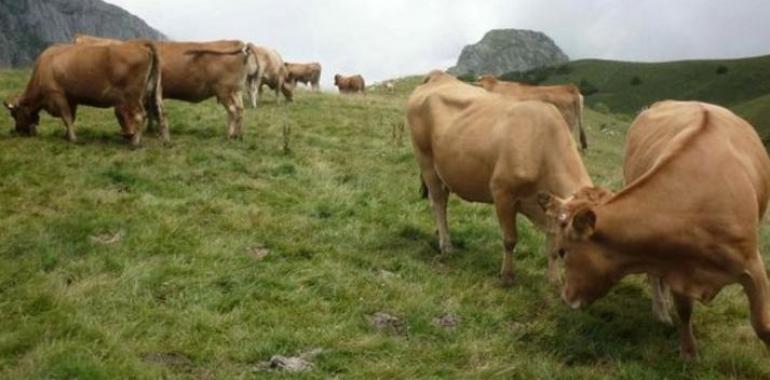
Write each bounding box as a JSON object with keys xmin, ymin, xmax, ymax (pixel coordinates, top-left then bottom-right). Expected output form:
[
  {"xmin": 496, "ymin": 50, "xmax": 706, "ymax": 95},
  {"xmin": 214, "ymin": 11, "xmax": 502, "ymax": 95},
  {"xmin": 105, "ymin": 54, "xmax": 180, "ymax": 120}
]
[
  {"xmin": 382, "ymin": 223, "xmax": 545, "ymax": 286},
  {"xmin": 538, "ymin": 285, "xmax": 676, "ymax": 356}
]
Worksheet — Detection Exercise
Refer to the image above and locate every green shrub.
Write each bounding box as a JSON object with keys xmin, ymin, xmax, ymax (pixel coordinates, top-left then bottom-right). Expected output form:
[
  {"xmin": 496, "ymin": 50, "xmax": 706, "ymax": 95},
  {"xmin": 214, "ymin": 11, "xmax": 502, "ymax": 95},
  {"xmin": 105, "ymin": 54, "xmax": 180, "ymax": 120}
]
[
  {"xmin": 716, "ymin": 65, "xmax": 729, "ymax": 75},
  {"xmin": 630, "ymin": 76, "xmax": 642, "ymax": 86},
  {"xmin": 579, "ymin": 79, "xmax": 599, "ymax": 95},
  {"xmin": 457, "ymin": 72, "xmax": 477, "ymax": 83}
]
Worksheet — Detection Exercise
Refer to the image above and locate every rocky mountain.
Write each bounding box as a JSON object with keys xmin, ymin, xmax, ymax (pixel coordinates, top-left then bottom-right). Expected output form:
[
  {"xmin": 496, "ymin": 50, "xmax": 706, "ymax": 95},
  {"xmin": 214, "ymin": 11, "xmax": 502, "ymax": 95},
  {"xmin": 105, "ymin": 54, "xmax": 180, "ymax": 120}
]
[
  {"xmin": 0, "ymin": 0, "xmax": 166, "ymax": 67},
  {"xmin": 448, "ymin": 29, "xmax": 569, "ymax": 76}
]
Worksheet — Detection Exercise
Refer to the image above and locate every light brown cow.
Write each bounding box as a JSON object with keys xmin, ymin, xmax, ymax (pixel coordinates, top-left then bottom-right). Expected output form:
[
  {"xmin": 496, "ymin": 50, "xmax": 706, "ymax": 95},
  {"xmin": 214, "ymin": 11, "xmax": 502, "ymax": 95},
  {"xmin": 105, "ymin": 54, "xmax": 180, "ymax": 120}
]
[
  {"xmin": 3, "ymin": 41, "xmax": 164, "ymax": 146},
  {"xmin": 334, "ymin": 74, "xmax": 365, "ymax": 94},
  {"xmin": 285, "ymin": 62, "xmax": 321, "ymax": 91},
  {"xmin": 477, "ymin": 75, "xmax": 588, "ymax": 150},
  {"xmin": 540, "ymin": 101, "xmax": 770, "ymax": 358},
  {"xmin": 247, "ymin": 44, "xmax": 292, "ymax": 107},
  {"xmin": 74, "ymin": 35, "xmax": 257, "ymax": 139},
  {"xmin": 408, "ymin": 71, "xmax": 592, "ymax": 285}
]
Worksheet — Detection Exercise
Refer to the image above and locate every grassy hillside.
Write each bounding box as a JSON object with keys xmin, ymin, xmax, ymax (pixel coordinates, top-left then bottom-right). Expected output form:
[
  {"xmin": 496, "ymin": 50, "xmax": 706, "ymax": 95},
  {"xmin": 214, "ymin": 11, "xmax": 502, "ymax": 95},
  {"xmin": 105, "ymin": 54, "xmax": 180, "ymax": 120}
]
[
  {"xmin": 536, "ymin": 55, "xmax": 770, "ymax": 113},
  {"xmin": 0, "ymin": 70, "xmax": 769, "ymax": 379}
]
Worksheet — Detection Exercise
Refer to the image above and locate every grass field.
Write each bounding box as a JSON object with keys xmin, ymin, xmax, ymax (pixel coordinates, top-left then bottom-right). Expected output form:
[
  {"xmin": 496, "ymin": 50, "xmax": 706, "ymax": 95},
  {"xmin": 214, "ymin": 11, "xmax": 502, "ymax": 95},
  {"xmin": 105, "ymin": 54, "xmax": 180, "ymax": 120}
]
[{"xmin": 1, "ymin": 69, "xmax": 770, "ymax": 379}]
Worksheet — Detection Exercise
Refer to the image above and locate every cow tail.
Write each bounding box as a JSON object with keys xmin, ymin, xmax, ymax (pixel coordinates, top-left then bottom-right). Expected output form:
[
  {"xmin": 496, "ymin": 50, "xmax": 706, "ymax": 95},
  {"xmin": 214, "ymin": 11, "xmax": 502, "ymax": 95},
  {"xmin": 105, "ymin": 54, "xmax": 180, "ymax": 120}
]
[
  {"xmin": 143, "ymin": 42, "xmax": 164, "ymax": 132},
  {"xmin": 577, "ymin": 93, "xmax": 588, "ymax": 150}
]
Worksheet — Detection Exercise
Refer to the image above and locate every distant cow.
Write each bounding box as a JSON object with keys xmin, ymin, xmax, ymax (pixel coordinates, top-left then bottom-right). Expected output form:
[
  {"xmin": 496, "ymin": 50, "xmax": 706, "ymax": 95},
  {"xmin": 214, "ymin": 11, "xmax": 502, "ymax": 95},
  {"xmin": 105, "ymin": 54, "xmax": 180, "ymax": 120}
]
[
  {"xmin": 477, "ymin": 75, "xmax": 588, "ymax": 150},
  {"xmin": 384, "ymin": 81, "xmax": 395, "ymax": 93},
  {"xmin": 408, "ymin": 71, "xmax": 592, "ymax": 285},
  {"xmin": 334, "ymin": 74, "xmax": 365, "ymax": 94},
  {"xmin": 3, "ymin": 41, "xmax": 164, "ymax": 146},
  {"xmin": 75, "ymin": 35, "xmax": 257, "ymax": 139},
  {"xmin": 285, "ymin": 62, "xmax": 321, "ymax": 91},
  {"xmin": 540, "ymin": 101, "xmax": 770, "ymax": 358}
]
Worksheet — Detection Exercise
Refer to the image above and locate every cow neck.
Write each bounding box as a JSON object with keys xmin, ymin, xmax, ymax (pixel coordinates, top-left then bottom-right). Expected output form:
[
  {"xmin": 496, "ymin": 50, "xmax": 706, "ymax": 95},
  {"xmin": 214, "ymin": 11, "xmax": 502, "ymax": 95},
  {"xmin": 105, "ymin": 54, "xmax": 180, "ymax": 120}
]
[{"xmin": 590, "ymin": 184, "xmax": 687, "ymax": 279}]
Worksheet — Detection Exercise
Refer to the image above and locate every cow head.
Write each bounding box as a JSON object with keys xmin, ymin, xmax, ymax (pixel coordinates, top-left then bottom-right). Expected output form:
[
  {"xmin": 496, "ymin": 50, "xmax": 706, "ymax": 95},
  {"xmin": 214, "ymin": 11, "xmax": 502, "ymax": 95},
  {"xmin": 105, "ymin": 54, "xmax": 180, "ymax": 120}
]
[
  {"xmin": 538, "ymin": 187, "xmax": 618, "ymax": 309},
  {"xmin": 3, "ymin": 95, "xmax": 38, "ymax": 136},
  {"xmin": 334, "ymin": 74, "xmax": 342, "ymax": 86}
]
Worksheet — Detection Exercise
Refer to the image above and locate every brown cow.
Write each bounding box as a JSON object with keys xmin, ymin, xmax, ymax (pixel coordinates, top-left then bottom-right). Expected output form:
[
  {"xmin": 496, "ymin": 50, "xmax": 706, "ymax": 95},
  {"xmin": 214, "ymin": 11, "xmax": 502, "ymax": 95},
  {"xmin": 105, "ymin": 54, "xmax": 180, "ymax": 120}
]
[
  {"xmin": 285, "ymin": 62, "xmax": 321, "ymax": 91},
  {"xmin": 334, "ymin": 74, "xmax": 365, "ymax": 94},
  {"xmin": 247, "ymin": 44, "xmax": 292, "ymax": 107},
  {"xmin": 477, "ymin": 75, "xmax": 588, "ymax": 150},
  {"xmin": 408, "ymin": 71, "xmax": 592, "ymax": 285},
  {"xmin": 540, "ymin": 101, "xmax": 770, "ymax": 358},
  {"xmin": 74, "ymin": 35, "xmax": 257, "ymax": 139},
  {"xmin": 3, "ymin": 41, "xmax": 164, "ymax": 146}
]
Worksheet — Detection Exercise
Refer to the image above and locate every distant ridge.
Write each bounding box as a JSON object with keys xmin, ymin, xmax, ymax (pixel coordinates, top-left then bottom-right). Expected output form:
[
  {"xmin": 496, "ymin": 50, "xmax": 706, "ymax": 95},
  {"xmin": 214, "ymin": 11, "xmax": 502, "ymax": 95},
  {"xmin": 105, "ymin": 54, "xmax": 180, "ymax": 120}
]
[
  {"xmin": 0, "ymin": 0, "xmax": 166, "ymax": 67},
  {"xmin": 448, "ymin": 29, "xmax": 568, "ymax": 76}
]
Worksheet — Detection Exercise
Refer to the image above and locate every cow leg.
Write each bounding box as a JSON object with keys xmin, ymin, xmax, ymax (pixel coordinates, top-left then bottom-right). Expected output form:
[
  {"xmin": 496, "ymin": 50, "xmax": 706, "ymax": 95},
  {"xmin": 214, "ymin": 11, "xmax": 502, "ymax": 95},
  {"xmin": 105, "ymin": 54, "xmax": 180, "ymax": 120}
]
[
  {"xmin": 54, "ymin": 97, "xmax": 77, "ymax": 142},
  {"xmin": 221, "ymin": 92, "xmax": 244, "ymax": 140},
  {"xmin": 123, "ymin": 103, "xmax": 145, "ymax": 147},
  {"xmin": 579, "ymin": 125, "xmax": 588, "ymax": 151},
  {"xmin": 421, "ymin": 169, "xmax": 453, "ymax": 254},
  {"xmin": 741, "ymin": 256, "xmax": 770, "ymax": 348},
  {"xmin": 649, "ymin": 275, "xmax": 673, "ymax": 324},
  {"xmin": 492, "ymin": 188, "xmax": 518, "ymax": 287},
  {"xmin": 673, "ymin": 292, "xmax": 697, "ymax": 360},
  {"xmin": 249, "ymin": 76, "xmax": 261, "ymax": 109}
]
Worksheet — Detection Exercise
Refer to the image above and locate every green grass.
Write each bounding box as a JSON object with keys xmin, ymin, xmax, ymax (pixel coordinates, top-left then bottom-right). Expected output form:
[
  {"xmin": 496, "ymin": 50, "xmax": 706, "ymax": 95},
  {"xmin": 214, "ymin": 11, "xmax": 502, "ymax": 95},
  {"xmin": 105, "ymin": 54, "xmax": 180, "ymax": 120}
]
[{"xmin": 1, "ymin": 69, "xmax": 770, "ymax": 379}]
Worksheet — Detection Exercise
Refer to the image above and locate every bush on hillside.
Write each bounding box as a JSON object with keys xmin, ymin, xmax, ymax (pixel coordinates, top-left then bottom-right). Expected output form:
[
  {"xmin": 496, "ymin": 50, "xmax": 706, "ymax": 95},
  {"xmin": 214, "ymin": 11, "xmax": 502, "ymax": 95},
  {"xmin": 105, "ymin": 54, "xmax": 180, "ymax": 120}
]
[
  {"xmin": 630, "ymin": 76, "xmax": 642, "ymax": 86},
  {"xmin": 716, "ymin": 65, "xmax": 729, "ymax": 75},
  {"xmin": 579, "ymin": 79, "xmax": 599, "ymax": 96},
  {"xmin": 457, "ymin": 72, "xmax": 477, "ymax": 83}
]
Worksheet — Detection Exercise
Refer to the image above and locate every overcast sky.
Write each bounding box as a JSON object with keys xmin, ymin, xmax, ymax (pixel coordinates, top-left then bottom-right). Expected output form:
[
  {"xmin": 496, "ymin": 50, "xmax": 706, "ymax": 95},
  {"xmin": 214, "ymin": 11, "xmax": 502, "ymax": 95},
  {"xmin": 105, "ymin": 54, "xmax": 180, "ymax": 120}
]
[{"xmin": 108, "ymin": 0, "xmax": 770, "ymax": 88}]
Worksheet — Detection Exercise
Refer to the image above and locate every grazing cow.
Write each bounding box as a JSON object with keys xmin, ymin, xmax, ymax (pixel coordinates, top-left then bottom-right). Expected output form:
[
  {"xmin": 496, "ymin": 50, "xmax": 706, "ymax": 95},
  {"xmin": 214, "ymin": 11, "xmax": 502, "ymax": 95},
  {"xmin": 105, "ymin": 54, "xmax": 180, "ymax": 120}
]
[
  {"xmin": 247, "ymin": 44, "xmax": 292, "ymax": 107},
  {"xmin": 477, "ymin": 75, "xmax": 588, "ymax": 150},
  {"xmin": 75, "ymin": 35, "xmax": 257, "ymax": 139},
  {"xmin": 334, "ymin": 74, "xmax": 365, "ymax": 94},
  {"xmin": 3, "ymin": 41, "xmax": 164, "ymax": 146},
  {"xmin": 384, "ymin": 81, "xmax": 395, "ymax": 93},
  {"xmin": 407, "ymin": 71, "xmax": 592, "ymax": 285},
  {"xmin": 539, "ymin": 101, "xmax": 770, "ymax": 358},
  {"xmin": 285, "ymin": 62, "xmax": 322, "ymax": 91}
]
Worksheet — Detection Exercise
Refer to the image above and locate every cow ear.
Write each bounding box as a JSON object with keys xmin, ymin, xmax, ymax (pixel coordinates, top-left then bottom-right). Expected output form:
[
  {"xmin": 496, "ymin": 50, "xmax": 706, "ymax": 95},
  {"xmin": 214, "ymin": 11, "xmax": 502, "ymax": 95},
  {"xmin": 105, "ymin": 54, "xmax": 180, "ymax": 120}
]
[
  {"xmin": 537, "ymin": 192, "xmax": 564, "ymax": 217},
  {"xmin": 3, "ymin": 100, "xmax": 13, "ymax": 111},
  {"xmin": 571, "ymin": 208, "xmax": 596, "ymax": 239}
]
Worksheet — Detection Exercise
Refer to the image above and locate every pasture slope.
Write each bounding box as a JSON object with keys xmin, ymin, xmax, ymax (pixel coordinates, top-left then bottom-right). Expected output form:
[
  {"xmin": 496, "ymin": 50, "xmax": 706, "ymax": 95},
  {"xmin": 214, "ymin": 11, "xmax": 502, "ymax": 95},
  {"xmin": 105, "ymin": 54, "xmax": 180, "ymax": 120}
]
[
  {"xmin": 1, "ymin": 68, "xmax": 769, "ymax": 379},
  {"xmin": 533, "ymin": 54, "xmax": 770, "ymax": 143}
]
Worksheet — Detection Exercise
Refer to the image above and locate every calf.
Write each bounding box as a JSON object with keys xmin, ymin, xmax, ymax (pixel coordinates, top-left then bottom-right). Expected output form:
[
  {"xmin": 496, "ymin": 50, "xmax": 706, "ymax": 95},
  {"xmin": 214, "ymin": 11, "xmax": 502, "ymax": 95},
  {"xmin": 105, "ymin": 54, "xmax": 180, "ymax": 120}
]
[{"xmin": 334, "ymin": 74, "xmax": 365, "ymax": 94}]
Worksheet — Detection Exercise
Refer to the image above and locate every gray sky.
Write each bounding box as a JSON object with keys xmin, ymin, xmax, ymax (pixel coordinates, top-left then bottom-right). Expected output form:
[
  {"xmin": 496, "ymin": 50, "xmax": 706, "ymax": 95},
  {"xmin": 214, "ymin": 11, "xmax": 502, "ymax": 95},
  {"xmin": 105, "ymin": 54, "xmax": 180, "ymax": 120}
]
[{"xmin": 108, "ymin": 0, "xmax": 770, "ymax": 88}]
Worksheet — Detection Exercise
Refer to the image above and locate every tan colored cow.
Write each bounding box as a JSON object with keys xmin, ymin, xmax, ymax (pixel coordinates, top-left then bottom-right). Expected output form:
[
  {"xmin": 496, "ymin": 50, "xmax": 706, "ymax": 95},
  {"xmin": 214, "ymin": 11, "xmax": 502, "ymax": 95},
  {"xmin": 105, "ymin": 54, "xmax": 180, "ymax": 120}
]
[
  {"xmin": 247, "ymin": 44, "xmax": 292, "ymax": 107},
  {"xmin": 540, "ymin": 101, "xmax": 770, "ymax": 358},
  {"xmin": 334, "ymin": 74, "xmax": 365, "ymax": 94},
  {"xmin": 285, "ymin": 62, "xmax": 322, "ymax": 91},
  {"xmin": 408, "ymin": 71, "xmax": 592, "ymax": 285},
  {"xmin": 477, "ymin": 75, "xmax": 588, "ymax": 150},
  {"xmin": 3, "ymin": 41, "xmax": 164, "ymax": 146},
  {"xmin": 74, "ymin": 35, "xmax": 257, "ymax": 139}
]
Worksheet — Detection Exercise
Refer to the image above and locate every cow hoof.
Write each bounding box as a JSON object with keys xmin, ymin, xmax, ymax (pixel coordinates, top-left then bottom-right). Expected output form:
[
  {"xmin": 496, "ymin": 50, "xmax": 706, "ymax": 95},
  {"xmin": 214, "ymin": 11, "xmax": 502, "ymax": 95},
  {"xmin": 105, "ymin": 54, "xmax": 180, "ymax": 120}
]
[
  {"xmin": 500, "ymin": 273, "xmax": 515, "ymax": 287},
  {"xmin": 679, "ymin": 347, "xmax": 698, "ymax": 361}
]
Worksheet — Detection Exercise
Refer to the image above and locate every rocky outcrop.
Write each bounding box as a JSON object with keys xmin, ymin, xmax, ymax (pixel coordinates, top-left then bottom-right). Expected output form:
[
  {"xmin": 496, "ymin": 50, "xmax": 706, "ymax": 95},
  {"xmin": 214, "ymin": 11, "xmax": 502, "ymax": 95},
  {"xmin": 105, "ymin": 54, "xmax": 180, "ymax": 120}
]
[
  {"xmin": 0, "ymin": 0, "xmax": 166, "ymax": 67},
  {"xmin": 448, "ymin": 29, "xmax": 568, "ymax": 76}
]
